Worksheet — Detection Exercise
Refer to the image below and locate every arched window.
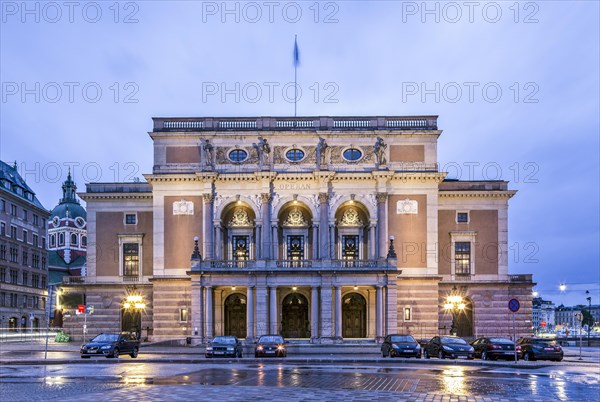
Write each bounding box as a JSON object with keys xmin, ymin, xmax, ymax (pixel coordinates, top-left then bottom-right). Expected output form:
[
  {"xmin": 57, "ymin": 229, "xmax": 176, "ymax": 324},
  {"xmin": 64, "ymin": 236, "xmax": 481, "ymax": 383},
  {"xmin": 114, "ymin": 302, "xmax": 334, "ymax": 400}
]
[
  {"xmin": 82, "ymin": 236, "xmax": 87, "ymax": 247},
  {"xmin": 58, "ymin": 233, "xmax": 65, "ymax": 246},
  {"xmin": 50, "ymin": 235, "xmax": 56, "ymax": 247},
  {"xmin": 71, "ymin": 234, "xmax": 78, "ymax": 246}
]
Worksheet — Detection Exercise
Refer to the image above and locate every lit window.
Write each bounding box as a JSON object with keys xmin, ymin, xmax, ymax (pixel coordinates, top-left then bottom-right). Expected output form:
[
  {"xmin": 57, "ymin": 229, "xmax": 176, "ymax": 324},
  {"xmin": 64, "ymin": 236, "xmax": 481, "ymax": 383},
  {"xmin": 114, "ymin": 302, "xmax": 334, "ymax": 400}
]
[
  {"xmin": 123, "ymin": 243, "xmax": 140, "ymax": 277},
  {"xmin": 285, "ymin": 149, "xmax": 305, "ymax": 162},
  {"xmin": 455, "ymin": 242, "xmax": 471, "ymax": 274},
  {"xmin": 179, "ymin": 307, "xmax": 188, "ymax": 322},
  {"xmin": 228, "ymin": 149, "xmax": 248, "ymax": 163},
  {"xmin": 343, "ymin": 148, "xmax": 363, "ymax": 161},
  {"xmin": 404, "ymin": 307, "xmax": 412, "ymax": 321}
]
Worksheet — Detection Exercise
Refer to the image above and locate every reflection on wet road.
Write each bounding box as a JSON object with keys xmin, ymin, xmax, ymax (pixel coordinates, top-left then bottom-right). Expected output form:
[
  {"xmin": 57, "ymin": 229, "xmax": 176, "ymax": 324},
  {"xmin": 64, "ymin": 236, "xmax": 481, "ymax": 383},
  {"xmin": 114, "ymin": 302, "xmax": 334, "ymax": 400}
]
[{"xmin": 1, "ymin": 362, "xmax": 598, "ymax": 401}]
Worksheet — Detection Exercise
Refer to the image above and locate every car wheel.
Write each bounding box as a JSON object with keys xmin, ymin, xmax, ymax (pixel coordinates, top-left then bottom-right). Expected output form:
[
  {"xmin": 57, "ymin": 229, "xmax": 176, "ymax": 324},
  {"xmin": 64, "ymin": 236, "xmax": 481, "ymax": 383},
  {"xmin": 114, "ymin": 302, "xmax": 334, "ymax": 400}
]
[
  {"xmin": 438, "ymin": 350, "xmax": 444, "ymax": 359},
  {"xmin": 112, "ymin": 348, "xmax": 119, "ymax": 358},
  {"xmin": 482, "ymin": 351, "xmax": 488, "ymax": 360},
  {"xmin": 130, "ymin": 347, "xmax": 138, "ymax": 358}
]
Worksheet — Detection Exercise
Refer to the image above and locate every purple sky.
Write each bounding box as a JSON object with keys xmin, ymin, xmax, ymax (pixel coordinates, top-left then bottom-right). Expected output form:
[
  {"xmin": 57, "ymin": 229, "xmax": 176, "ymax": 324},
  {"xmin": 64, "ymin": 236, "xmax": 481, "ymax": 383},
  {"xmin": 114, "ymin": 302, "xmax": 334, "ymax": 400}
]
[{"xmin": 1, "ymin": 1, "xmax": 598, "ymax": 307}]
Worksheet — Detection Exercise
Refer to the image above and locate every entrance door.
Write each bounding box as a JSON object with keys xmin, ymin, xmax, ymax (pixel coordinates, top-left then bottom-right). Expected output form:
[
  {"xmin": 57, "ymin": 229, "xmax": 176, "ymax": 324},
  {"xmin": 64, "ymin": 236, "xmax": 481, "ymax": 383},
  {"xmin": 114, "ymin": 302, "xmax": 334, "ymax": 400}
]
[
  {"xmin": 225, "ymin": 293, "xmax": 247, "ymax": 338},
  {"xmin": 121, "ymin": 309, "xmax": 142, "ymax": 338},
  {"xmin": 8, "ymin": 317, "xmax": 17, "ymax": 331},
  {"xmin": 282, "ymin": 293, "xmax": 309, "ymax": 338},
  {"xmin": 232, "ymin": 236, "xmax": 249, "ymax": 261},
  {"xmin": 456, "ymin": 299, "xmax": 474, "ymax": 337},
  {"xmin": 342, "ymin": 293, "xmax": 366, "ymax": 338},
  {"xmin": 287, "ymin": 235, "xmax": 304, "ymax": 266}
]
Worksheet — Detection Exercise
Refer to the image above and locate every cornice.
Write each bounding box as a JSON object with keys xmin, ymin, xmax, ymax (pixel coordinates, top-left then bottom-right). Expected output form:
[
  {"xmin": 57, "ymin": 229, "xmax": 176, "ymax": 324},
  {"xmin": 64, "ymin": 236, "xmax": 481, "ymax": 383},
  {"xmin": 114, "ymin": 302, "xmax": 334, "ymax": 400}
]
[
  {"xmin": 439, "ymin": 190, "xmax": 517, "ymax": 199},
  {"xmin": 79, "ymin": 193, "xmax": 152, "ymax": 201},
  {"xmin": 390, "ymin": 172, "xmax": 447, "ymax": 183}
]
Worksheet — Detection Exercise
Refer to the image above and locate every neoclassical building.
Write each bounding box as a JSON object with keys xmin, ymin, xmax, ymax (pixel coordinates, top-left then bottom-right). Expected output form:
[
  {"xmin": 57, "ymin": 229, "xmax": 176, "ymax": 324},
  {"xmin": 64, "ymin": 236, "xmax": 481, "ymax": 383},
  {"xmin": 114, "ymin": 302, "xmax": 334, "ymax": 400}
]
[{"xmin": 62, "ymin": 115, "xmax": 534, "ymax": 343}]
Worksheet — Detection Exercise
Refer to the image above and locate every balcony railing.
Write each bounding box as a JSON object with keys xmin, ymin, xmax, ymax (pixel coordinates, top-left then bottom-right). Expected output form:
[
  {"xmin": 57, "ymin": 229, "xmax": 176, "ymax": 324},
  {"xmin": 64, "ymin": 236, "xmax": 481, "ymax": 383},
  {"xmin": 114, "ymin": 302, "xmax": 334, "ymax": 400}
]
[
  {"xmin": 192, "ymin": 258, "xmax": 396, "ymax": 272},
  {"xmin": 153, "ymin": 116, "xmax": 438, "ymax": 132}
]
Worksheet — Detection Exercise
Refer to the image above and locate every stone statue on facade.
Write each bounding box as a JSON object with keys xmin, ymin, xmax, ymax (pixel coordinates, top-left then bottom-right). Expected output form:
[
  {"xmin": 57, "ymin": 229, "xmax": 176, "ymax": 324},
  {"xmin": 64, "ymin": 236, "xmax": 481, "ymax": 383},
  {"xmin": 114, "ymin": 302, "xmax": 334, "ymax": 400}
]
[
  {"xmin": 316, "ymin": 137, "xmax": 328, "ymax": 170},
  {"xmin": 374, "ymin": 137, "xmax": 387, "ymax": 167},
  {"xmin": 202, "ymin": 139, "xmax": 214, "ymax": 168},
  {"xmin": 253, "ymin": 136, "xmax": 271, "ymax": 168}
]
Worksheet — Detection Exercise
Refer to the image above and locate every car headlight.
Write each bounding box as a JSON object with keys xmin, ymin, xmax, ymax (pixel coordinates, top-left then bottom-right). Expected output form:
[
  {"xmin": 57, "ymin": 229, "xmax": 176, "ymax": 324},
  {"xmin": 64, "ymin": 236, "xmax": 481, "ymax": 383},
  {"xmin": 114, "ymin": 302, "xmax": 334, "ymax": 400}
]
[
  {"xmin": 101, "ymin": 345, "xmax": 112, "ymax": 350},
  {"xmin": 469, "ymin": 347, "xmax": 474, "ymax": 352},
  {"xmin": 391, "ymin": 344, "xmax": 399, "ymax": 349},
  {"xmin": 257, "ymin": 345, "xmax": 263, "ymax": 350},
  {"xmin": 206, "ymin": 347, "xmax": 213, "ymax": 351},
  {"xmin": 227, "ymin": 347, "xmax": 234, "ymax": 351},
  {"xmin": 277, "ymin": 345, "xmax": 284, "ymax": 350},
  {"xmin": 443, "ymin": 346, "xmax": 453, "ymax": 351},
  {"xmin": 415, "ymin": 344, "xmax": 421, "ymax": 349}
]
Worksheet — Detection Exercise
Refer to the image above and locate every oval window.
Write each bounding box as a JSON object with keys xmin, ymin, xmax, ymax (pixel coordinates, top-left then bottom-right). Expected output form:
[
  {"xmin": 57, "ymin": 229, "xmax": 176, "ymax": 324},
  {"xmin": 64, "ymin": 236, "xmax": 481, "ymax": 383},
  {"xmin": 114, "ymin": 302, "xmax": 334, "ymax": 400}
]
[
  {"xmin": 228, "ymin": 149, "xmax": 248, "ymax": 162},
  {"xmin": 285, "ymin": 149, "xmax": 305, "ymax": 162},
  {"xmin": 343, "ymin": 148, "xmax": 363, "ymax": 161}
]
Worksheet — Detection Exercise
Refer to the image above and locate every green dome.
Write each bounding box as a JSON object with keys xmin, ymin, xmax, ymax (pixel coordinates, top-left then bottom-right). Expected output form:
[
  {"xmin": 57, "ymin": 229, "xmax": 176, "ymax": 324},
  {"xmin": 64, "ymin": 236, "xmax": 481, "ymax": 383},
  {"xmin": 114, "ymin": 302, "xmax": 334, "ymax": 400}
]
[{"xmin": 51, "ymin": 202, "xmax": 86, "ymax": 220}]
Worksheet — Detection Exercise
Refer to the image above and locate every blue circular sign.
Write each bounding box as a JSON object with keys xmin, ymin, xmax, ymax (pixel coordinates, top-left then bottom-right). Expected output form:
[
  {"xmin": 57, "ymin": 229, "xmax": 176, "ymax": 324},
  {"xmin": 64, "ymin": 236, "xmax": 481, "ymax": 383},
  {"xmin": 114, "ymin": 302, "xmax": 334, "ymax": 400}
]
[{"xmin": 508, "ymin": 298, "xmax": 520, "ymax": 312}]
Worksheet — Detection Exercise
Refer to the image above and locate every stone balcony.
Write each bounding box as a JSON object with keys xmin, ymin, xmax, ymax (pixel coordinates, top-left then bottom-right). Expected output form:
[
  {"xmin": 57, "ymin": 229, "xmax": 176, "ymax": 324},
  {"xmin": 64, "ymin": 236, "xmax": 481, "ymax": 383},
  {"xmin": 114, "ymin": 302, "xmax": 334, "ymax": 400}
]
[{"xmin": 190, "ymin": 258, "xmax": 398, "ymax": 273}]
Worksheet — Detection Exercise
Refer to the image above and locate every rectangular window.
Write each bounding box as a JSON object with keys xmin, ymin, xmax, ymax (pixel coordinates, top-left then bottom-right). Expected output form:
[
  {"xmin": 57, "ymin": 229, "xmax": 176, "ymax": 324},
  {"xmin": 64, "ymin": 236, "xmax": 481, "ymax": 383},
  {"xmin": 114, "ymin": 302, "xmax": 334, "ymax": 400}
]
[
  {"xmin": 0, "ymin": 245, "xmax": 6, "ymax": 260},
  {"xmin": 455, "ymin": 242, "xmax": 471, "ymax": 274},
  {"xmin": 41, "ymin": 257, "xmax": 46, "ymax": 269},
  {"xmin": 23, "ymin": 209, "xmax": 28, "ymax": 222},
  {"xmin": 33, "ymin": 214, "xmax": 39, "ymax": 226},
  {"xmin": 32, "ymin": 274, "xmax": 39, "ymax": 288},
  {"xmin": 33, "ymin": 234, "xmax": 38, "ymax": 247},
  {"xmin": 22, "ymin": 250, "xmax": 28, "ymax": 266},
  {"xmin": 123, "ymin": 243, "xmax": 139, "ymax": 277},
  {"xmin": 0, "ymin": 292, "xmax": 5, "ymax": 307},
  {"xmin": 41, "ymin": 276, "xmax": 46, "ymax": 288},
  {"xmin": 404, "ymin": 307, "xmax": 412, "ymax": 322},
  {"xmin": 11, "ymin": 204, "xmax": 17, "ymax": 216},
  {"xmin": 10, "ymin": 226, "xmax": 17, "ymax": 239},
  {"xmin": 10, "ymin": 270, "xmax": 18, "ymax": 284},
  {"xmin": 0, "ymin": 267, "xmax": 5, "ymax": 281},
  {"xmin": 42, "ymin": 237, "xmax": 46, "ymax": 249},
  {"xmin": 22, "ymin": 271, "xmax": 28, "ymax": 286},
  {"xmin": 10, "ymin": 247, "xmax": 18, "ymax": 263},
  {"xmin": 1, "ymin": 199, "xmax": 5, "ymax": 212},
  {"xmin": 179, "ymin": 307, "xmax": 188, "ymax": 322},
  {"xmin": 0, "ymin": 222, "xmax": 5, "ymax": 236},
  {"xmin": 125, "ymin": 214, "xmax": 137, "ymax": 225},
  {"xmin": 22, "ymin": 229, "xmax": 27, "ymax": 243},
  {"xmin": 32, "ymin": 254, "xmax": 39, "ymax": 268},
  {"xmin": 457, "ymin": 212, "xmax": 469, "ymax": 223}
]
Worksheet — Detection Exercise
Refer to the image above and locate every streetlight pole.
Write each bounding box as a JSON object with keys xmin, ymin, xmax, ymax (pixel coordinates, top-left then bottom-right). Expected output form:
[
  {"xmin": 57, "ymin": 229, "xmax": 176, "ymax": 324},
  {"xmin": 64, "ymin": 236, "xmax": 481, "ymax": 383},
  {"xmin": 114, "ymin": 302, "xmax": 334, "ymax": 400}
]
[{"xmin": 586, "ymin": 290, "xmax": 592, "ymax": 347}]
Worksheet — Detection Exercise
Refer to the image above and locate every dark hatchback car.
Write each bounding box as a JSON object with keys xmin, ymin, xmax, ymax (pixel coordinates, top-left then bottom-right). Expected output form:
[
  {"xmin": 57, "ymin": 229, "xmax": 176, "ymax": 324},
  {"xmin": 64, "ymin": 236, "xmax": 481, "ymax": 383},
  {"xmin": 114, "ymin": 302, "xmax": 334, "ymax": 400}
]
[
  {"xmin": 255, "ymin": 335, "xmax": 287, "ymax": 357},
  {"xmin": 80, "ymin": 333, "xmax": 140, "ymax": 358},
  {"xmin": 381, "ymin": 334, "xmax": 422, "ymax": 358},
  {"xmin": 205, "ymin": 336, "xmax": 243, "ymax": 358},
  {"xmin": 424, "ymin": 336, "xmax": 474, "ymax": 360},
  {"xmin": 471, "ymin": 337, "xmax": 517, "ymax": 361},
  {"xmin": 517, "ymin": 337, "xmax": 563, "ymax": 361}
]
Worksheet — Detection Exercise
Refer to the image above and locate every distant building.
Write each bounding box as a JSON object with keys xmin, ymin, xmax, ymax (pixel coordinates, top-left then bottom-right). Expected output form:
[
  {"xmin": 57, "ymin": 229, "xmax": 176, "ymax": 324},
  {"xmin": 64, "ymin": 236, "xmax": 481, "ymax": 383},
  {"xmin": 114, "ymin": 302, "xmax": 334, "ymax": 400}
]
[
  {"xmin": 555, "ymin": 305, "xmax": 582, "ymax": 330},
  {"xmin": 532, "ymin": 297, "xmax": 555, "ymax": 331},
  {"xmin": 47, "ymin": 171, "xmax": 87, "ymax": 327},
  {"xmin": 0, "ymin": 161, "xmax": 50, "ymax": 332}
]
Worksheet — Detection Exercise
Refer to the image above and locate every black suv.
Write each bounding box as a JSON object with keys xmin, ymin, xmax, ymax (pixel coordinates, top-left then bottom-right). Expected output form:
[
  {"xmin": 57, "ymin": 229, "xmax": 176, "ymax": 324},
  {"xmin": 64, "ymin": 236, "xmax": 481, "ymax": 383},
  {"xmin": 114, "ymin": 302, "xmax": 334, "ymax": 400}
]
[
  {"xmin": 81, "ymin": 333, "xmax": 140, "ymax": 358},
  {"xmin": 517, "ymin": 337, "xmax": 563, "ymax": 361}
]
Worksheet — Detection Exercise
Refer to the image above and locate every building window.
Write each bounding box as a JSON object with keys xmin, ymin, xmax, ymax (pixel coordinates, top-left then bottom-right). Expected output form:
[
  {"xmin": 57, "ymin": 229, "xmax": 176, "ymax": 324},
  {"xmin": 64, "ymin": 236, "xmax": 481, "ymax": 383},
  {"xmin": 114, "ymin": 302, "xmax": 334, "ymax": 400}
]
[
  {"xmin": 41, "ymin": 276, "xmax": 46, "ymax": 288},
  {"xmin": 455, "ymin": 242, "xmax": 471, "ymax": 274},
  {"xmin": 285, "ymin": 148, "xmax": 305, "ymax": 162},
  {"xmin": 23, "ymin": 209, "xmax": 28, "ymax": 222},
  {"xmin": 228, "ymin": 149, "xmax": 248, "ymax": 163},
  {"xmin": 404, "ymin": 307, "xmax": 412, "ymax": 322},
  {"xmin": 58, "ymin": 233, "xmax": 64, "ymax": 246},
  {"xmin": 9, "ymin": 247, "xmax": 18, "ymax": 263},
  {"xmin": 71, "ymin": 233, "xmax": 78, "ymax": 246},
  {"xmin": 42, "ymin": 237, "xmax": 46, "ymax": 249},
  {"xmin": 125, "ymin": 214, "xmax": 137, "ymax": 225},
  {"xmin": 179, "ymin": 307, "xmax": 188, "ymax": 322},
  {"xmin": 32, "ymin": 254, "xmax": 39, "ymax": 269},
  {"xmin": 22, "ymin": 251, "xmax": 28, "ymax": 266},
  {"xmin": 32, "ymin": 274, "xmax": 39, "ymax": 288},
  {"xmin": 457, "ymin": 212, "xmax": 469, "ymax": 223},
  {"xmin": 123, "ymin": 243, "xmax": 140, "ymax": 277},
  {"xmin": 33, "ymin": 214, "xmax": 39, "ymax": 226},
  {"xmin": 50, "ymin": 235, "xmax": 55, "ymax": 247},
  {"xmin": 0, "ymin": 199, "xmax": 5, "ymax": 212},
  {"xmin": 41, "ymin": 257, "xmax": 46, "ymax": 270},
  {"xmin": 0, "ymin": 267, "xmax": 5, "ymax": 282},
  {"xmin": 10, "ymin": 226, "xmax": 17, "ymax": 239},
  {"xmin": 342, "ymin": 148, "xmax": 363, "ymax": 161},
  {"xmin": 0, "ymin": 245, "xmax": 6, "ymax": 261},
  {"xmin": 11, "ymin": 204, "xmax": 17, "ymax": 216},
  {"xmin": 22, "ymin": 230, "xmax": 27, "ymax": 243},
  {"xmin": 10, "ymin": 270, "xmax": 18, "ymax": 284},
  {"xmin": 1, "ymin": 222, "xmax": 5, "ymax": 236},
  {"xmin": 0, "ymin": 292, "xmax": 5, "ymax": 307},
  {"xmin": 33, "ymin": 234, "xmax": 38, "ymax": 248},
  {"xmin": 22, "ymin": 271, "xmax": 28, "ymax": 286},
  {"xmin": 82, "ymin": 236, "xmax": 87, "ymax": 247}
]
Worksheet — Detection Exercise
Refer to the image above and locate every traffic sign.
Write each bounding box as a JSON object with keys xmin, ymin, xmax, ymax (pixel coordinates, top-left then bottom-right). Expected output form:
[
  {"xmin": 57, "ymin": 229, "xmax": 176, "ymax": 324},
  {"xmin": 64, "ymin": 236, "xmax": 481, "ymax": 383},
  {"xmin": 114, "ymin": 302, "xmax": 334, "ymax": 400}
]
[
  {"xmin": 508, "ymin": 298, "xmax": 520, "ymax": 313},
  {"xmin": 77, "ymin": 304, "xmax": 85, "ymax": 313},
  {"xmin": 86, "ymin": 305, "xmax": 94, "ymax": 314}
]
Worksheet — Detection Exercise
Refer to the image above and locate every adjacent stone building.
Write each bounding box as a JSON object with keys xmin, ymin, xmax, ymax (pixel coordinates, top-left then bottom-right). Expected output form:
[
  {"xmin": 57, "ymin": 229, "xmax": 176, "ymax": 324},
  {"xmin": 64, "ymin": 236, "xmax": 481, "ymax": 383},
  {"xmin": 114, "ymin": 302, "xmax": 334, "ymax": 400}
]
[
  {"xmin": 0, "ymin": 161, "xmax": 50, "ymax": 332},
  {"xmin": 61, "ymin": 115, "xmax": 534, "ymax": 343}
]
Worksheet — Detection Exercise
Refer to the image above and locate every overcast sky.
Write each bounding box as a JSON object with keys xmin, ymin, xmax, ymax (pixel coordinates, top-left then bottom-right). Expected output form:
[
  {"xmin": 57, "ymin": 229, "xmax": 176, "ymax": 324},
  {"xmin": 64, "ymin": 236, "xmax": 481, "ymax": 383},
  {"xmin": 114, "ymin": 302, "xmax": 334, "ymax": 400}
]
[{"xmin": 1, "ymin": 1, "xmax": 598, "ymax": 307}]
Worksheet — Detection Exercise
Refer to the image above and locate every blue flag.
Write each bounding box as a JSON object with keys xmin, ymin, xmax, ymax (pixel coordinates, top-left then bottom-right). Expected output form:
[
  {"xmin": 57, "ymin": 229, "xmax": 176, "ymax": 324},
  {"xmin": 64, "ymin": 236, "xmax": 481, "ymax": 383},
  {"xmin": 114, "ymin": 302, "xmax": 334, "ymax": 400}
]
[{"xmin": 293, "ymin": 35, "xmax": 300, "ymax": 67}]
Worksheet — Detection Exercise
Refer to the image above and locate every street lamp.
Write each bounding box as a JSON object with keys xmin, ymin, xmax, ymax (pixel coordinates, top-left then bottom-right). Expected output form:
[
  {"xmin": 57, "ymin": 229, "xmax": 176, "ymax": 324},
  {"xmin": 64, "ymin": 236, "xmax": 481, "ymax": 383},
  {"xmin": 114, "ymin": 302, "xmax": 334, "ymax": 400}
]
[
  {"xmin": 586, "ymin": 290, "xmax": 592, "ymax": 347},
  {"xmin": 444, "ymin": 286, "xmax": 465, "ymax": 336}
]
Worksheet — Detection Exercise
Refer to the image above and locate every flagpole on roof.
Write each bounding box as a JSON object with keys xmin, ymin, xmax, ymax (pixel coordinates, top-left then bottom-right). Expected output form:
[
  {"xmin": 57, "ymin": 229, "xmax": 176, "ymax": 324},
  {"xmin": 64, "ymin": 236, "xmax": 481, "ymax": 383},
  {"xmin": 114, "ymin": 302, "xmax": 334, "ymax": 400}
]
[{"xmin": 293, "ymin": 34, "xmax": 299, "ymax": 118}]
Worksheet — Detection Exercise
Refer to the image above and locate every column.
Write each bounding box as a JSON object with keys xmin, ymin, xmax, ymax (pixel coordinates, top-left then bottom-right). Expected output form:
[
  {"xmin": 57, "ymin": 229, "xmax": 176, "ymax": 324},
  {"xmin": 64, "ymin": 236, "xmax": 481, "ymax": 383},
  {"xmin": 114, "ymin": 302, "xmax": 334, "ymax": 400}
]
[
  {"xmin": 255, "ymin": 286, "xmax": 268, "ymax": 336},
  {"xmin": 192, "ymin": 281, "xmax": 203, "ymax": 340},
  {"xmin": 376, "ymin": 193, "xmax": 388, "ymax": 258},
  {"xmin": 320, "ymin": 287, "xmax": 333, "ymax": 338},
  {"xmin": 256, "ymin": 225, "xmax": 262, "ymax": 259},
  {"xmin": 329, "ymin": 224, "xmax": 335, "ymax": 259},
  {"xmin": 368, "ymin": 223, "xmax": 376, "ymax": 260},
  {"xmin": 206, "ymin": 286, "xmax": 213, "ymax": 339},
  {"xmin": 318, "ymin": 193, "xmax": 329, "ymax": 259},
  {"xmin": 261, "ymin": 193, "xmax": 271, "ymax": 259},
  {"xmin": 269, "ymin": 287, "xmax": 278, "ymax": 334},
  {"xmin": 203, "ymin": 194, "xmax": 214, "ymax": 259},
  {"xmin": 214, "ymin": 222, "xmax": 222, "ymax": 259},
  {"xmin": 376, "ymin": 286, "xmax": 383, "ymax": 339},
  {"xmin": 335, "ymin": 287, "xmax": 342, "ymax": 338},
  {"xmin": 385, "ymin": 280, "xmax": 398, "ymax": 336},
  {"xmin": 272, "ymin": 224, "xmax": 279, "ymax": 260},
  {"xmin": 311, "ymin": 224, "xmax": 319, "ymax": 260},
  {"xmin": 246, "ymin": 286, "xmax": 255, "ymax": 340},
  {"xmin": 311, "ymin": 287, "xmax": 319, "ymax": 340}
]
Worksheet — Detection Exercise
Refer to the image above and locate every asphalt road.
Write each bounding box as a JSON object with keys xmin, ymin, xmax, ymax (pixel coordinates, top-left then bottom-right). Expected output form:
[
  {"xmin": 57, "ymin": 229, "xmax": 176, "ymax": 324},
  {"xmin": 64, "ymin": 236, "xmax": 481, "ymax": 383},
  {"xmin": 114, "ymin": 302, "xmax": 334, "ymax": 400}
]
[{"xmin": 1, "ymin": 360, "xmax": 599, "ymax": 401}]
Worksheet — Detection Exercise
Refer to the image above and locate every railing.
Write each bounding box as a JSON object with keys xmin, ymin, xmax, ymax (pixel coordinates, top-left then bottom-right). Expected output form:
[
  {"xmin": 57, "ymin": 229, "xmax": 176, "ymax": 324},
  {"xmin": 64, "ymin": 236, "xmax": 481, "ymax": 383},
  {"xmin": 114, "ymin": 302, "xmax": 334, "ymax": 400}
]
[
  {"xmin": 62, "ymin": 276, "xmax": 149, "ymax": 284},
  {"xmin": 455, "ymin": 274, "xmax": 472, "ymax": 281},
  {"xmin": 330, "ymin": 259, "xmax": 383, "ymax": 268},
  {"xmin": 153, "ymin": 116, "xmax": 438, "ymax": 132},
  {"xmin": 193, "ymin": 259, "xmax": 395, "ymax": 271},
  {"xmin": 204, "ymin": 260, "xmax": 257, "ymax": 269},
  {"xmin": 509, "ymin": 274, "xmax": 533, "ymax": 282},
  {"xmin": 276, "ymin": 260, "xmax": 313, "ymax": 268}
]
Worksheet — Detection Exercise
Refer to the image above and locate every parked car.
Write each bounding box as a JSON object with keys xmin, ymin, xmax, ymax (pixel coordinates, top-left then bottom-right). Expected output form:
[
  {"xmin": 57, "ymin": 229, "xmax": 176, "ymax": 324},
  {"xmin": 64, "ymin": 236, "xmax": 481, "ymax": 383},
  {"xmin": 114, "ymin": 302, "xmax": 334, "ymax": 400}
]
[
  {"xmin": 471, "ymin": 337, "xmax": 517, "ymax": 361},
  {"xmin": 516, "ymin": 337, "xmax": 563, "ymax": 361},
  {"xmin": 205, "ymin": 336, "xmax": 243, "ymax": 358},
  {"xmin": 381, "ymin": 334, "xmax": 422, "ymax": 358},
  {"xmin": 423, "ymin": 336, "xmax": 474, "ymax": 360},
  {"xmin": 255, "ymin": 335, "xmax": 287, "ymax": 357},
  {"xmin": 80, "ymin": 333, "xmax": 140, "ymax": 358}
]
